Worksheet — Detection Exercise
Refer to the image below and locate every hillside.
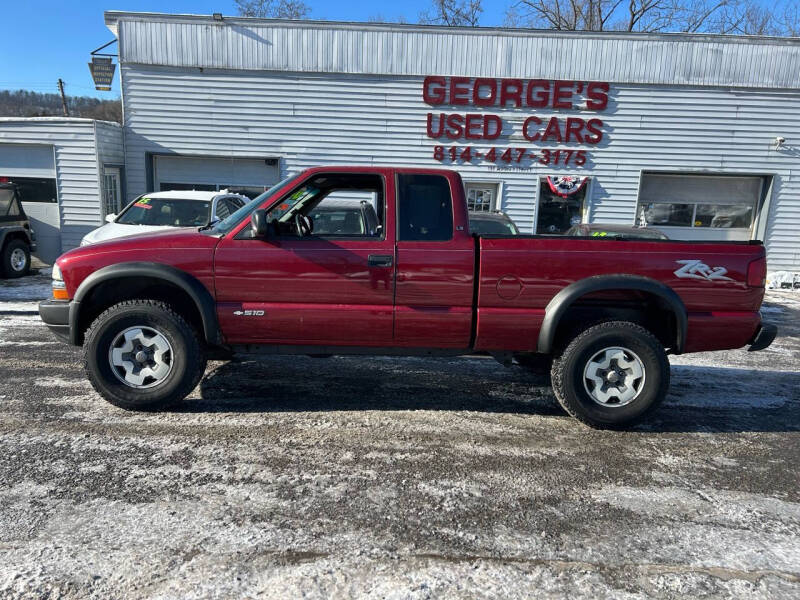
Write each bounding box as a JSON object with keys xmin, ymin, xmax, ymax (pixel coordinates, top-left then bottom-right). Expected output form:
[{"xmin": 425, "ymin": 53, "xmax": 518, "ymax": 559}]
[{"xmin": 0, "ymin": 89, "xmax": 121, "ymax": 123}]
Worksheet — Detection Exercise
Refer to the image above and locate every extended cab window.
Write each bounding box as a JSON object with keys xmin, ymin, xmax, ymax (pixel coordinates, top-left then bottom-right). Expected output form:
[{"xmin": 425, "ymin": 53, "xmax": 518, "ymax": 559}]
[
  {"xmin": 265, "ymin": 173, "xmax": 384, "ymax": 238},
  {"xmin": 397, "ymin": 174, "xmax": 453, "ymax": 241}
]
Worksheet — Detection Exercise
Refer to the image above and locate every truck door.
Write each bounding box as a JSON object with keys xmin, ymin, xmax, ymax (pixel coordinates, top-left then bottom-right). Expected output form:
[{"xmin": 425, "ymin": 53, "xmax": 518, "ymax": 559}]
[
  {"xmin": 214, "ymin": 170, "xmax": 396, "ymax": 345},
  {"xmin": 393, "ymin": 171, "xmax": 475, "ymax": 348}
]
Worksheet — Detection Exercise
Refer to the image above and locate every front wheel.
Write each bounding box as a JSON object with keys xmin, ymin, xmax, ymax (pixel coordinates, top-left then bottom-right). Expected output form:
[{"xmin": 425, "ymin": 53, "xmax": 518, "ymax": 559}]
[
  {"xmin": 83, "ymin": 299, "xmax": 207, "ymax": 410},
  {"xmin": 2, "ymin": 239, "xmax": 30, "ymax": 278},
  {"xmin": 551, "ymin": 321, "xmax": 669, "ymax": 428}
]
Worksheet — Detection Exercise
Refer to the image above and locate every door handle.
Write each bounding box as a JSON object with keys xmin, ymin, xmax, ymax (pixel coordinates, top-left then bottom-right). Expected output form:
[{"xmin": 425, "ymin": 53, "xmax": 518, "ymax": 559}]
[{"xmin": 368, "ymin": 254, "xmax": 393, "ymax": 268}]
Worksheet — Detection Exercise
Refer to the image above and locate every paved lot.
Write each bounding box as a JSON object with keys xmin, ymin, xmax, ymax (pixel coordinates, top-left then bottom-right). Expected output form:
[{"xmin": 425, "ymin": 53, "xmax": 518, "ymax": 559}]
[{"xmin": 0, "ymin": 271, "xmax": 798, "ymax": 599}]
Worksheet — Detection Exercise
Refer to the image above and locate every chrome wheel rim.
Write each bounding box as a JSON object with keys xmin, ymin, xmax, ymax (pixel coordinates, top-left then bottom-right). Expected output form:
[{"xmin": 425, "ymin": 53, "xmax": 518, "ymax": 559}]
[
  {"xmin": 582, "ymin": 346, "xmax": 646, "ymax": 407},
  {"xmin": 108, "ymin": 326, "xmax": 173, "ymax": 389},
  {"xmin": 9, "ymin": 248, "xmax": 26, "ymax": 271}
]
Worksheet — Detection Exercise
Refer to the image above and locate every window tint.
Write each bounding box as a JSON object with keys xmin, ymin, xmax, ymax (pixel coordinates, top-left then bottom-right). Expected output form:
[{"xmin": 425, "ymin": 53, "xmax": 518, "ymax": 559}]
[
  {"xmin": 397, "ymin": 174, "xmax": 453, "ymax": 241},
  {"xmin": 639, "ymin": 203, "xmax": 693, "ymax": 227},
  {"xmin": 0, "ymin": 177, "xmax": 57, "ymax": 203},
  {"xmin": 215, "ymin": 198, "xmax": 232, "ymax": 220},
  {"xmin": 0, "ymin": 188, "xmax": 14, "ymax": 216},
  {"xmin": 116, "ymin": 197, "xmax": 212, "ymax": 226},
  {"xmin": 469, "ymin": 217, "xmax": 517, "ymax": 235}
]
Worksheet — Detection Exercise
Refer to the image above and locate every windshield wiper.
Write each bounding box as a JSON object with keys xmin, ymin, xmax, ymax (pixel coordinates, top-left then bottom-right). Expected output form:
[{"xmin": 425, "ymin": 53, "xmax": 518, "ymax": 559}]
[{"xmin": 198, "ymin": 219, "xmax": 219, "ymax": 232}]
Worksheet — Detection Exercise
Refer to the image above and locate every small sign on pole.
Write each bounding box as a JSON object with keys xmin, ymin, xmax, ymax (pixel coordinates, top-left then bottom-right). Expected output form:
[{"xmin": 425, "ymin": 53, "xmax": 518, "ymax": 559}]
[{"xmin": 88, "ymin": 56, "xmax": 116, "ymax": 91}]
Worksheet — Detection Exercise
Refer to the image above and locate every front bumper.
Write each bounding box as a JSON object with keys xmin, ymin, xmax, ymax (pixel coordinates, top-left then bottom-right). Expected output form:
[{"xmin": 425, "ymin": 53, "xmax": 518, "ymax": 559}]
[
  {"xmin": 748, "ymin": 323, "xmax": 777, "ymax": 352},
  {"xmin": 38, "ymin": 299, "xmax": 72, "ymax": 343}
]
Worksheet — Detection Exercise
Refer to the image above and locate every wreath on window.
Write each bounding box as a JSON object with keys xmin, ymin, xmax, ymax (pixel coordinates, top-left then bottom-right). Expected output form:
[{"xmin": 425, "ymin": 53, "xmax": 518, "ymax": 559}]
[{"xmin": 546, "ymin": 176, "xmax": 589, "ymax": 198}]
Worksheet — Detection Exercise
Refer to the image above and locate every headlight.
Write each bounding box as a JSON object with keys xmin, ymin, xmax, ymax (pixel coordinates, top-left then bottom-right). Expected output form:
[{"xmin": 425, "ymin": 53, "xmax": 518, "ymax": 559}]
[{"xmin": 51, "ymin": 263, "xmax": 68, "ymax": 300}]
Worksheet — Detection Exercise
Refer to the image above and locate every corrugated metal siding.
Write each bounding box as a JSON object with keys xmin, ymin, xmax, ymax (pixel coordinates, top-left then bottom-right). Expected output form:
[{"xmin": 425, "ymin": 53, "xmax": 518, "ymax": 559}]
[
  {"xmin": 0, "ymin": 120, "xmax": 104, "ymax": 251},
  {"xmin": 114, "ymin": 17, "xmax": 800, "ymax": 90},
  {"xmin": 120, "ymin": 65, "xmax": 800, "ymax": 269},
  {"xmin": 95, "ymin": 121, "xmax": 124, "ymax": 167}
]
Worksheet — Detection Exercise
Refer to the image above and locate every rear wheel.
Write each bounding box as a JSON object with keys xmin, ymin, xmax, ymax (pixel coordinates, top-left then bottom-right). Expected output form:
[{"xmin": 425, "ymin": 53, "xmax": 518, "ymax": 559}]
[
  {"xmin": 83, "ymin": 299, "xmax": 207, "ymax": 410},
  {"xmin": 551, "ymin": 321, "xmax": 669, "ymax": 428},
  {"xmin": 2, "ymin": 239, "xmax": 30, "ymax": 278}
]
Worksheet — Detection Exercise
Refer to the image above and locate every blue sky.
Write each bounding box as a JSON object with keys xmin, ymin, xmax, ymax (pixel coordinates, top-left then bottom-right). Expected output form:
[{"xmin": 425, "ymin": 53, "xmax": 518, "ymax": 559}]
[{"xmin": 0, "ymin": 1, "xmax": 508, "ymax": 100}]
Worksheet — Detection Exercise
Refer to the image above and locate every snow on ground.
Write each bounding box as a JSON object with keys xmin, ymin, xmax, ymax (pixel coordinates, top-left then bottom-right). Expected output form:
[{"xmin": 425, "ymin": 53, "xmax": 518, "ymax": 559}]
[
  {"xmin": 0, "ymin": 270, "xmax": 798, "ymax": 598},
  {"xmin": 0, "ymin": 269, "xmax": 52, "ymax": 304}
]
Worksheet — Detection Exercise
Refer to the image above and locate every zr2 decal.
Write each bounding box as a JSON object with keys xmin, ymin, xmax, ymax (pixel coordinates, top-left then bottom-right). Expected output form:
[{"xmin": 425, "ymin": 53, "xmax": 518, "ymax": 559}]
[{"xmin": 673, "ymin": 259, "xmax": 733, "ymax": 282}]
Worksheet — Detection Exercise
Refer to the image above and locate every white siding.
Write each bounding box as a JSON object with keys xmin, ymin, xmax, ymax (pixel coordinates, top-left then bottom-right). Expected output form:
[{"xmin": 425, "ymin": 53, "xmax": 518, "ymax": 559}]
[
  {"xmin": 107, "ymin": 14, "xmax": 800, "ymax": 90},
  {"xmin": 0, "ymin": 119, "xmax": 121, "ymax": 252},
  {"xmin": 96, "ymin": 121, "xmax": 124, "ymax": 168},
  {"xmin": 120, "ymin": 65, "xmax": 800, "ymax": 269}
]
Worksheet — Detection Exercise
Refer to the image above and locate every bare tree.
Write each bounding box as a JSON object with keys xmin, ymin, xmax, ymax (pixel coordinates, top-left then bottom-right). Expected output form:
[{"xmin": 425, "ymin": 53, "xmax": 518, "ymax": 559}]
[
  {"xmin": 420, "ymin": 0, "xmax": 483, "ymax": 26},
  {"xmin": 368, "ymin": 14, "xmax": 410, "ymax": 24},
  {"xmin": 505, "ymin": 0, "xmax": 762, "ymax": 33},
  {"xmin": 234, "ymin": 0, "xmax": 311, "ymax": 19},
  {"xmin": 778, "ymin": 2, "xmax": 800, "ymax": 36}
]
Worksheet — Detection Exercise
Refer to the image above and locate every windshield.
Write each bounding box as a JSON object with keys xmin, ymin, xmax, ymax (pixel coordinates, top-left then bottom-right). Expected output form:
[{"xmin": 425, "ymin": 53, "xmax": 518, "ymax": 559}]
[
  {"xmin": 470, "ymin": 217, "xmax": 518, "ymax": 235},
  {"xmin": 211, "ymin": 174, "xmax": 302, "ymax": 235},
  {"xmin": 116, "ymin": 197, "xmax": 211, "ymax": 227}
]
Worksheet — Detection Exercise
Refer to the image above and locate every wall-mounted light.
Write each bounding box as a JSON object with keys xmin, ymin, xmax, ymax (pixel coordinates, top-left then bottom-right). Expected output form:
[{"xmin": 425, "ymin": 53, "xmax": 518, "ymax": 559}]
[{"xmin": 775, "ymin": 136, "xmax": 786, "ymax": 150}]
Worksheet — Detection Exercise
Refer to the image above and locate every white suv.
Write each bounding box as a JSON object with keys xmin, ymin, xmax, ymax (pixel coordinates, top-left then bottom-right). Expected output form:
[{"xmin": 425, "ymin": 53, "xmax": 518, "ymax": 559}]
[{"xmin": 80, "ymin": 190, "xmax": 248, "ymax": 246}]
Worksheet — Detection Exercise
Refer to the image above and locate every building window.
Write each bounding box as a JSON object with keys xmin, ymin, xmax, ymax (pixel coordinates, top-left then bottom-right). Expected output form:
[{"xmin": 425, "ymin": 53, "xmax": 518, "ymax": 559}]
[
  {"xmin": 465, "ymin": 183, "xmax": 497, "ymax": 212},
  {"xmin": 0, "ymin": 176, "xmax": 57, "ymax": 203},
  {"xmin": 536, "ymin": 176, "xmax": 590, "ymax": 235},
  {"xmin": 637, "ymin": 174, "xmax": 762, "ymax": 232}
]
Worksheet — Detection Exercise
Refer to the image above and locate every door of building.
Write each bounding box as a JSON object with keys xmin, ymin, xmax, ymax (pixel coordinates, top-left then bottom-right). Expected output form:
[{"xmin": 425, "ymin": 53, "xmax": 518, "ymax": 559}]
[
  {"xmin": 0, "ymin": 144, "xmax": 61, "ymax": 263},
  {"xmin": 153, "ymin": 155, "xmax": 279, "ymax": 199},
  {"xmin": 103, "ymin": 167, "xmax": 122, "ymax": 216},
  {"xmin": 637, "ymin": 174, "xmax": 764, "ymax": 241}
]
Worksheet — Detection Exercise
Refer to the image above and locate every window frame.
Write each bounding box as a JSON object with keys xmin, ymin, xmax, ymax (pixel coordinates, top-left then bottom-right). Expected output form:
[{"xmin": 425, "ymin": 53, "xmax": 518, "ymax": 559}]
[
  {"xmin": 395, "ymin": 172, "xmax": 455, "ymax": 243},
  {"xmin": 635, "ymin": 171, "xmax": 768, "ymax": 233},
  {"xmin": 248, "ymin": 172, "xmax": 388, "ymax": 242}
]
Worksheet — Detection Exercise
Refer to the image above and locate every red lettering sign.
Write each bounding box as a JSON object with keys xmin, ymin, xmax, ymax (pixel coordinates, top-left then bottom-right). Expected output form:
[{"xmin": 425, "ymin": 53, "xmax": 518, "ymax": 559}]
[{"xmin": 423, "ymin": 76, "xmax": 609, "ymax": 146}]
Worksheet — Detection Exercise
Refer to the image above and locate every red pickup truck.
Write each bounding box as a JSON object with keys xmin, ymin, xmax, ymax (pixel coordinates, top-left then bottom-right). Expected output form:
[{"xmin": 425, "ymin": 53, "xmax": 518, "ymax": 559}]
[{"xmin": 39, "ymin": 167, "xmax": 776, "ymax": 427}]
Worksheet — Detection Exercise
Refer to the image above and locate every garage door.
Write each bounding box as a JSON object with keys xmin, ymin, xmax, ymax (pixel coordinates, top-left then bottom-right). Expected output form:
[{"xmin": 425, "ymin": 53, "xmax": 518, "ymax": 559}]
[
  {"xmin": 154, "ymin": 156, "xmax": 280, "ymax": 199},
  {"xmin": 0, "ymin": 144, "xmax": 61, "ymax": 263},
  {"xmin": 637, "ymin": 174, "xmax": 765, "ymax": 242}
]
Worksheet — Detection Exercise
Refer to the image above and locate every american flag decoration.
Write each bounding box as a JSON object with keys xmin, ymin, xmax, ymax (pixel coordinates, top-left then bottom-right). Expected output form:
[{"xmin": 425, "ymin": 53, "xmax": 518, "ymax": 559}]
[{"xmin": 546, "ymin": 176, "xmax": 590, "ymax": 198}]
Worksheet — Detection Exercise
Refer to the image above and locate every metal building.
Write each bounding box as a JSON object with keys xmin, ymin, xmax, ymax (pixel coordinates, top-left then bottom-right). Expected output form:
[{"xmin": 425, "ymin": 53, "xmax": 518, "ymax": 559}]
[
  {"xmin": 104, "ymin": 11, "xmax": 800, "ymax": 269},
  {"xmin": 0, "ymin": 118, "xmax": 123, "ymax": 263}
]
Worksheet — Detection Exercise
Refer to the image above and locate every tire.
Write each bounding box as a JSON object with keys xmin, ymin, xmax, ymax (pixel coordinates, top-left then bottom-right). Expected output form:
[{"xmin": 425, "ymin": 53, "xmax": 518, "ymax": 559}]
[
  {"xmin": 83, "ymin": 299, "xmax": 207, "ymax": 410},
  {"xmin": 2, "ymin": 239, "xmax": 30, "ymax": 278},
  {"xmin": 550, "ymin": 321, "xmax": 669, "ymax": 428}
]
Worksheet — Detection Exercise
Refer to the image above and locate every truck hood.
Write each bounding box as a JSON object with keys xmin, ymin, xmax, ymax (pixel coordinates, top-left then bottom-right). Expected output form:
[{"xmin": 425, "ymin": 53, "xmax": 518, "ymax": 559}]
[
  {"xmin": 61, "ymin": 227, "xmax": 220, "ymax": 260},
  {"xmin": 81, "ymin": 223, "xmax": 184, "ymax": 246}
]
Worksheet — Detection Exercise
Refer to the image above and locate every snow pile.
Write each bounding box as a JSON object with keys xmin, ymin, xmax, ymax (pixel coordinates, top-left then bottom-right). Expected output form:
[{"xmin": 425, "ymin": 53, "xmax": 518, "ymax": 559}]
[{"xmin": 766, "ymin": 271, "xmax": 800, "ymax": 291}]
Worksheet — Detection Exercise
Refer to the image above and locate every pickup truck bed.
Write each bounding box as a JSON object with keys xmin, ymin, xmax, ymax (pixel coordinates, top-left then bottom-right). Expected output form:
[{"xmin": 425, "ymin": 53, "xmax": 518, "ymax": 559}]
[
  {"xmin": 476, "ymin": 236, "xmax": 765, "ymax": 354},
  {"xmin": 39, "ymin": 166, "xmax": 775, "ymax": 428}
]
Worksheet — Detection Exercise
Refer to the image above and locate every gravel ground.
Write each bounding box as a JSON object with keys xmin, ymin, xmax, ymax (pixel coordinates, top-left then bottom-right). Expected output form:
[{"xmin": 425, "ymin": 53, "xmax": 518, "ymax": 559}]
[{"xmin": 0, "ymin": 271, "xmax": 798, "ymax": 599}]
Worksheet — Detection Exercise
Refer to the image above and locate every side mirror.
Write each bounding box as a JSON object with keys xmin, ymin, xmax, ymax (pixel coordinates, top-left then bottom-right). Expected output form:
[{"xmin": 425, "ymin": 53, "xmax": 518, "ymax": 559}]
[
  {"xmin": 251, "ymin": 209, "xmax": 269, "ymax": 238},
  {"xmin": 105, "ymin": 213, "xmax": 116, "ymax": 223}
]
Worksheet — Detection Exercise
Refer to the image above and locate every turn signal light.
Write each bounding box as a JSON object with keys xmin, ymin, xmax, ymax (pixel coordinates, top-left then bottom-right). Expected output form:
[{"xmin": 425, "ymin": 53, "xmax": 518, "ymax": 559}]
[
  {"xmin": 53, "ymin": 288, "xmax": 70, "ymax": 300},
  {"xmin": 747, "ymin": 257, "xmax": 767, "ymax": 288}
]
